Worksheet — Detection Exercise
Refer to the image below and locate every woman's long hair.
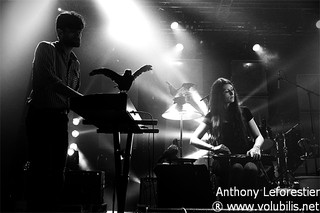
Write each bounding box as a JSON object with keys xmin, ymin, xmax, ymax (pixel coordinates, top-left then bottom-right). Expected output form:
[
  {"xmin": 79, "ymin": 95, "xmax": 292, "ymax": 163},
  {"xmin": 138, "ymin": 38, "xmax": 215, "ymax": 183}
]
[{"xmin": 208, "ymin": 78, "xmax": 248, "ymax": 145}]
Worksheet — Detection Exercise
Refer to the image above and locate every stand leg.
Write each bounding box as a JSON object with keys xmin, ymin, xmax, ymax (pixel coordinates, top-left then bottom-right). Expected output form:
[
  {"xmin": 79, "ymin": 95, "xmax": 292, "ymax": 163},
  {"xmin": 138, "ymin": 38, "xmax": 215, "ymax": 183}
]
[
  {"xmin": 258, "ymin": 161, "xmax": 272, "ymax": 186},
  {"xmin": 179, "ymin": 118, "xmax": 183, "ymax": 158},
  {"xmin": 112, "ymin": 132, "xmax": 123, "ymax": 213},
  {"xmin": 305, "ymin": 159, "xmax": 309, "ymax": 175},
  {"xmin": 112, "ymin": 132, "xmax": 134, "ymax": 213},
  {"xmin": 121, "ymin": 133, "xmax": 134, "ymax": 208}
]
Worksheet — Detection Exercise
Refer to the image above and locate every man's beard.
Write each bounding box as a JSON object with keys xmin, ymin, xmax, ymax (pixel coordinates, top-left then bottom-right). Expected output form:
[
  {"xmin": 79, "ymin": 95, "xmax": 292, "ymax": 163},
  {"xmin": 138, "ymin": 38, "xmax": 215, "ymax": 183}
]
[{"xmin": 63, "ymin": 38, "xmax": 81, "ymax": 48}]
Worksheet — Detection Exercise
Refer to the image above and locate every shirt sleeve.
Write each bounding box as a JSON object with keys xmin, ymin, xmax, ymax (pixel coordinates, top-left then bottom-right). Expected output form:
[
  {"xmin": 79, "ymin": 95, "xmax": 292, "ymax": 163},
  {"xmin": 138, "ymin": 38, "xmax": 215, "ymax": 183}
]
[
  {"xmin": 241, "ymin": 106, "xmax": 253, "ymax": 122},
  {"xmin": 32, "ymin": 42, "xmax": 63, "ymax": 89}
]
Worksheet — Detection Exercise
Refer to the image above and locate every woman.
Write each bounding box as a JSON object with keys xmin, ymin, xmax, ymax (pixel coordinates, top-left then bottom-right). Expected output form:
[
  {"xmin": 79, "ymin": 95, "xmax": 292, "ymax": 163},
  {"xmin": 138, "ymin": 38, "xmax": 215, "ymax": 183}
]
[{"xmin": 190, "ymin": 77, "xmax": 264, "ymax": 189}]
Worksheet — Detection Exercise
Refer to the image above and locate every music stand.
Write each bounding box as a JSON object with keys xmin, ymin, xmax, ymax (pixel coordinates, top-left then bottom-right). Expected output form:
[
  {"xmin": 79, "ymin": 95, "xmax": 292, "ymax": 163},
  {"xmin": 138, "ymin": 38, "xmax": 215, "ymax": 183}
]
[{"xmin": 162, "ymin": 96, "xmax": 202, "ymax": 157}]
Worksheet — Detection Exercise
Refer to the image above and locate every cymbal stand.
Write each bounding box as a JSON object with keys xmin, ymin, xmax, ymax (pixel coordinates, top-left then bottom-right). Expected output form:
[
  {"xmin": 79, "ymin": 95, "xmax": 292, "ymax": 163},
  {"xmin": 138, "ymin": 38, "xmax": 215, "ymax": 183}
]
[
  {"xmin": 275, "ymin": 123, "xmax": 299, "ymax": 187},
  {"xmin": 281, "ymin": 132, "xmax": 292, "ymax": 187},
  {"xmin": 273, "ymin": 136, "xmax": 281, "ymax": 179}
]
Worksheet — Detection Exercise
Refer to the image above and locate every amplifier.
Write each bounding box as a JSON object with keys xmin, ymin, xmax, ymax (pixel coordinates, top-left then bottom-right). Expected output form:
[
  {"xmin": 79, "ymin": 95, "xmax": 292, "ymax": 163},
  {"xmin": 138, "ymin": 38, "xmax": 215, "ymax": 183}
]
[
  {"xmin": 63, "ymin": 170, "xmax": 105, "ymax": 204},
  {"xmin": 138, "ymin": 177, "xmax": 157, "ymax": 207},
  {"xmin": 154, "ymin": 164, "xmax": 214, "ymax": 208}
]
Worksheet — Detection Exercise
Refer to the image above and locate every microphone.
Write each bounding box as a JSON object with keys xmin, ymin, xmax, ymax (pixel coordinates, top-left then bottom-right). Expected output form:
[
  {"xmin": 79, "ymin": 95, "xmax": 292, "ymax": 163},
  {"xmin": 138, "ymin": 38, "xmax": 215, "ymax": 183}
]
[{"xmin": 277, "ymin": 70, "xmax": 282, "ymax": 89}]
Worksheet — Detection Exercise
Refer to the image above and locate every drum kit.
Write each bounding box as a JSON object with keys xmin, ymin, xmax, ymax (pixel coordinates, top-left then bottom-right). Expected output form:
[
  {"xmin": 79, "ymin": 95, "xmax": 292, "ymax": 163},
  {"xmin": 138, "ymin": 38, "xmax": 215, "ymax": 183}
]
[{"xmin": 259, "ymin": 120, "xmax": 319, "ymax": 188}]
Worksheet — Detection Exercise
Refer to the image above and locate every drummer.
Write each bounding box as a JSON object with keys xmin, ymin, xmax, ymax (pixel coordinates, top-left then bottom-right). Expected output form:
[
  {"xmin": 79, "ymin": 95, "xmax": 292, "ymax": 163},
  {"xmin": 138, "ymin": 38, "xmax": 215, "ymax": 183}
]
[{"xmin": 190, "ymin": 77, "xmax": 264, "ymax": 189}]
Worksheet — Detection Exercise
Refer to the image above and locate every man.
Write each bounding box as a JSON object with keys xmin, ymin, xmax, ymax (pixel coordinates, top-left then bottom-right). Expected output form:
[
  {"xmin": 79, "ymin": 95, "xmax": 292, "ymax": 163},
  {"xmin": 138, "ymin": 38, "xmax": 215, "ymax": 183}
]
[{"xmin": 25, "ymin": 11, "xmax": 85, "ymax": 211}]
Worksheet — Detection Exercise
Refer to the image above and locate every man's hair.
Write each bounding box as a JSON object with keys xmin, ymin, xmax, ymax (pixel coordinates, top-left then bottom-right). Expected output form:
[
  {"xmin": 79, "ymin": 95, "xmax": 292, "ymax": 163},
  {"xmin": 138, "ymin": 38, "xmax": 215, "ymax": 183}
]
[{"xmin": 56, "ymin": 11, "xmax": 85, "ymax": 31}]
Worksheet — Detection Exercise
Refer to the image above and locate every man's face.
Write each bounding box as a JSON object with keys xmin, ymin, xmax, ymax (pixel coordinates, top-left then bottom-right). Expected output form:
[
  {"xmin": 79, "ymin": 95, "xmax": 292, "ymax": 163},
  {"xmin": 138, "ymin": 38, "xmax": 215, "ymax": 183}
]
[{"xmin": 59, "ymin": 28, "xmax": 83, "ymax": 47}]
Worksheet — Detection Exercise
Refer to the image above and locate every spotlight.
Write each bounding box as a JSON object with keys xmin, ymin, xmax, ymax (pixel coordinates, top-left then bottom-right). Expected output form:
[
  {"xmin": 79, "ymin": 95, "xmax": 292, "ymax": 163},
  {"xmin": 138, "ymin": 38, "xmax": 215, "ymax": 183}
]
[
  {"xmin": 72, "ymin": 117, "xmax": 81, "ymax": 126},
  {"xmin": 175, "ymin": 43, "xmax": 184, "ymax": 52},
  {"xmin": 171, "ymin": 22, "xmax": 179, "ymax": 30},
  {"xmin": 243, "ymin": 63, "xmax": 252, "ymax": 68},
  {"xmin": 316, "ymin": 20, "xmax": 320, "ymax": 29},
  {"xmin": 71, "ymin": 130, "xmax": 79, "ymax": 138},
  {"xmin": 69, "ymin": 143, "xmax": 78, "ymax": 151},
  {"xmin": 252, "ymin": 44, "xmax": 262, "ymax": 52},
  {"xmin": 67, "ymin": 148, "xmax": 75, "ymax": 156}
]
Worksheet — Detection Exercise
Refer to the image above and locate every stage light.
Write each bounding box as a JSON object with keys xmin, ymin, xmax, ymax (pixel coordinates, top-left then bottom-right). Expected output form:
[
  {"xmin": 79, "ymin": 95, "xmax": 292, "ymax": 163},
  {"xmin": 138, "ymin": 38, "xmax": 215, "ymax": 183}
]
[
  {"xmin": 252, "ymin": 44, "xmax": 262, "ymax": 52},
  {"xmin": 171, "ymin": 22, "xmax": 179, "ymax": 30},
  {"xmin": 67, "ymin": 143, "xmax": 78, "ymax": 156},
  {"xmin": 316, "ymin": 20, "xmax": 320, "ymax": 29},
  {"xmin": 57, "ymin": 8, "xmax": 63, "ymax": 12},
  {"xmin": 71, "ymin": 130, "xmax": 79, "ymax": 138},
  {"xmin": 67, "ymin": 148, "xmax": 75, "ymax": 156},
  {"xmin": 69, "ymin": 143, "xmax": 78, "ymax": 151},
  {"xmin": 175, "ymin": 43, "xmax": 184, "ymax": 52},
  {"xmin": 72, "ymin": 117, "xmax": 81, "ymax": 126},
  {"xmin": 94, "ymin": 0, "xmax": 155, "ymax": 48},
  {"xmin": 243, "ymin": 63, "xmax": 253, "ymax": 68}
]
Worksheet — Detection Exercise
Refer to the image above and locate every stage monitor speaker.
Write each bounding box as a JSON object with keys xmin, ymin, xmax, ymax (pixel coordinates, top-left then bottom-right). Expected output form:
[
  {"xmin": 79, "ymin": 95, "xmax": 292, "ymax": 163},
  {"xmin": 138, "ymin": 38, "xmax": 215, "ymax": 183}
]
[
  {"xmin": 63, "ymin": 170, "xmax": 105, "ymax": 204},
  {"xmin": 154, "ymin": 164, "xmax": 214, "ymax": 208}
]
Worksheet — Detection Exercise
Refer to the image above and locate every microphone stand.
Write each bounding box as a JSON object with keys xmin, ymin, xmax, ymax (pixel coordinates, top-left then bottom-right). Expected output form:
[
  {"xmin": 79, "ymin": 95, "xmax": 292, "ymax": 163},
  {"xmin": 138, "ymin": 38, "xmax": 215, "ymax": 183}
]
[
  {"xmin": 279, "ymin": 75, "xmax": 320, "ymax": 177},
  {"xmin": 279, "ymin": 75, "xmax": 319, "ymax": 141}
]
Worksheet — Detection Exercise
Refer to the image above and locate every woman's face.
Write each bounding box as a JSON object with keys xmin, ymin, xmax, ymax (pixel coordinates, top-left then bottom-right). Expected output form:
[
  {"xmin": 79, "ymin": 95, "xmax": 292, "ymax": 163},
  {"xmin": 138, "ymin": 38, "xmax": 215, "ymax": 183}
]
[{"xmin": 222, "ymin": 83, "xmax": 235, "ymax": 105}]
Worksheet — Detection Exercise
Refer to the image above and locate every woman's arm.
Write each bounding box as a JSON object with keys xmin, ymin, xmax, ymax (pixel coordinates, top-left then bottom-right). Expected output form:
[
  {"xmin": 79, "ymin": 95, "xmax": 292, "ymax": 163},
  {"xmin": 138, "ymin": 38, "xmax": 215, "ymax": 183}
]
[
  {"xmin": 190, "ymin": 122, "xmax": 230, "ymax": 153},
  {"xmin": 247, "ymin": 118, "xmax": 264, "ymax": 159}
]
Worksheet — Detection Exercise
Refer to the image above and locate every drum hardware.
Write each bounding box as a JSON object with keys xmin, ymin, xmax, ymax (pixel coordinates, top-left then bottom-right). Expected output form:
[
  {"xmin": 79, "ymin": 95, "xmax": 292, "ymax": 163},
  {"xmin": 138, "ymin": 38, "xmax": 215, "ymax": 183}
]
[
  {"xmin": 298, "ymin": 138, "xmax": 312, "ymax": 161},
  {"xmin": 259, "ymin": 119, "xmax": 275, "ymax": 152},
  {"xmin": 257, "ymin": 161, "xmax": 275, "ymax": 186},
  {"xmin": 272, "ymin": 123, "xmax": 299, "ymax": 188},
  {"xmin": 278, "ymin": 73, "xmax": 320, "ymax": 177},
  {"xmin": 297, "ymin": 138, "xmax": 319, "ymax": 175}
]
